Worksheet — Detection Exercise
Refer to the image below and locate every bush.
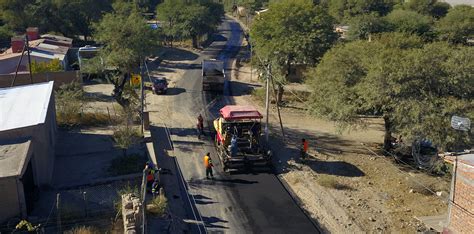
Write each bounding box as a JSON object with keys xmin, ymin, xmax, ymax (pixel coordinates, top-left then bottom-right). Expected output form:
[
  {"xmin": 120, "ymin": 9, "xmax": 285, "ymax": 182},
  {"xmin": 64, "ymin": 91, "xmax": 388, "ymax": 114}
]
[
  {"xmin": 147, "ymin": 193, "xmax": 168, "ymax": 217},
  {"xmin": 64, "ymin": 226, "xmax": 100, "ymax": 234},
  {"xmin": 251, "ymin": 88, "xmax": 266, "ymax": 103},
  {"xmin": 430, "ymin": 160, "xmax": 452, "ymax": 176},
  {"xmin": 317, "ymin": 175, "xmax": 352, "ymax": 190},
  {"xmin": 317, "ymin": 175, "xmax": 339, "ymax": 188},
  {"xmin": 108, "ymin": 153, "xmax": 147, "ymax": 176}
]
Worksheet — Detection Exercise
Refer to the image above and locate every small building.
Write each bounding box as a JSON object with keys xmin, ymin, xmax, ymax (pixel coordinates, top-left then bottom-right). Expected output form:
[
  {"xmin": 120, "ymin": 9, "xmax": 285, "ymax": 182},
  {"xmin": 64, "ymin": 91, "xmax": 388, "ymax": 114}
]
[
  {"xmin": 0, "ymin": 81, "xmax": 56, "ymax": 223},
  {"xmin": 445, "ymin": 153, "xmax": 474, "ymax": 233},
  {"xmin": 335, "ymin": 25, "xmax": 350, "ymax": 39},
  {"xmin": 0, "ymin": 27, "xmax": 73, "ymax": 74}
]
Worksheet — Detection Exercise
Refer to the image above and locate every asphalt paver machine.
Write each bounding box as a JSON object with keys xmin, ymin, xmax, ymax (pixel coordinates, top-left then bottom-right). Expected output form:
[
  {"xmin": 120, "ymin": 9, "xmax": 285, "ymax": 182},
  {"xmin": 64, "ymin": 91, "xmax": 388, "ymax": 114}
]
[{"xmin": 213, "ymin": 105, "xmax": 272, "ymax": 171}]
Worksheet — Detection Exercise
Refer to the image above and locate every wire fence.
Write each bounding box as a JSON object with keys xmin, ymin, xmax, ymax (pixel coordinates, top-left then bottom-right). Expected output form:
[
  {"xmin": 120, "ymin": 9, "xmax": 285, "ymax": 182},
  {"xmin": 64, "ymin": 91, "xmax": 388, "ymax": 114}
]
[{"xmin": 1, "ymin": 179, "xmax": 143, "ymax": 233}]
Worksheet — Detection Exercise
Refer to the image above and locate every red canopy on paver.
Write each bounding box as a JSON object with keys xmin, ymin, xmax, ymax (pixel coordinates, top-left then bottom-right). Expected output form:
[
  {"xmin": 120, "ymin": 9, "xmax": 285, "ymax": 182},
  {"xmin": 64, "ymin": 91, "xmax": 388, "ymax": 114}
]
[{"xmin": 220, "ymin": 105, "xmax": 263, "ymax": 120}]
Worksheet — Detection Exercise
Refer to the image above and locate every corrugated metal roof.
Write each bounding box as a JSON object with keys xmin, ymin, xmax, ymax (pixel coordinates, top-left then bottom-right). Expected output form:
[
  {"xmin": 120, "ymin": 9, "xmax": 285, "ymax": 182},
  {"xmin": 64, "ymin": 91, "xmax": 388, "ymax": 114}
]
[{"xmin": 0, "ymin": 81, "xmax": 54, "ymax": 131}]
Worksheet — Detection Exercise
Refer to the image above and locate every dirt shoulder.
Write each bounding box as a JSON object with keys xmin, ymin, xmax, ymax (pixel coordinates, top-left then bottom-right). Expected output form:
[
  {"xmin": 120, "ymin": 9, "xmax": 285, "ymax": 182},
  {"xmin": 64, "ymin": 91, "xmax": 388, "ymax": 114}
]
[{"xmin": 230, "ymin": 61, "xmax": 451, "ymax": 233}]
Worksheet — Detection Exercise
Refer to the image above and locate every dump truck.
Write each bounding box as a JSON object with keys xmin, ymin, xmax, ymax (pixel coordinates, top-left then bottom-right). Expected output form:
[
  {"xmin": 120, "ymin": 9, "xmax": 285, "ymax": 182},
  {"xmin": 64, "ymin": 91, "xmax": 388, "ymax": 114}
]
[
  {"xmin": 213, "ymin": 105, "xmax": 272, "ymax": 171},
  {"xmin": 202, "ymin": 59, "xmax": 225, "ymax": 92}
]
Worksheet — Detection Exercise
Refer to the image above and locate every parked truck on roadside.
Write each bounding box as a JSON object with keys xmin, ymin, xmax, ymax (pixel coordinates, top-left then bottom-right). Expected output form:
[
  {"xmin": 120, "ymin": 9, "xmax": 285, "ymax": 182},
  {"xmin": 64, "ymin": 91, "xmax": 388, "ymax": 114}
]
[{"xmin": 202, "ymin": 59, "xmax": 225, "ymax": 92}]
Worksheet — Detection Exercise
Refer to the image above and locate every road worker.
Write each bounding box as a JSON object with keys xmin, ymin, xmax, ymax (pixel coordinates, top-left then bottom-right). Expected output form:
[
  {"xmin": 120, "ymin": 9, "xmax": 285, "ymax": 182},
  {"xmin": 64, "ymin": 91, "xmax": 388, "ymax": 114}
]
[
  {"xmin": 152, "ymin": 179, "xmax": 160, "ymax": 197},
  {"xmin": 230, "ymin": 135, "xmax": 238, "ymax": 157},
  {"xmin": 301, "ymin": 138, "xmax": 308, "ymax": 162},
  {"xmin": 203, "ymin": 152, "xmax": 214, "ymax": 179},
  {"xmin": 197, "ymin": 114, "xmax": 204, "ymax": 137}
]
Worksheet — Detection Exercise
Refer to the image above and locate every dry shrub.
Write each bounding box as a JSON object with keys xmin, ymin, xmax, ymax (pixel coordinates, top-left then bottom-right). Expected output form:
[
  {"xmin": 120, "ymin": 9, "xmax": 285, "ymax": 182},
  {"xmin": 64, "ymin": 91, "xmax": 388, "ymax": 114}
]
[
  {"xmin": 317, "ymin": 175, "xmax": 352, "ymax": 190},
  {"xmin": 64, "ymin": 226, "xmax": 100, "ymax": 234},
  {"xmin": 147, "ymin": 193, "xmax": 168, "ymax": 217},
  {"xmin": 318, "ymin": 175, "xmax": 339, "ymax": 188}
]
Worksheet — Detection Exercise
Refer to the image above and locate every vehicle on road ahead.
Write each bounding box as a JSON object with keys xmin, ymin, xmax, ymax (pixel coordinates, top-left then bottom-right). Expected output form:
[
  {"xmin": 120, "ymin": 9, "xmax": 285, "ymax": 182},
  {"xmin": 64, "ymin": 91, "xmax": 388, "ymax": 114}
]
[
  {"xmin": 213, "ymin": 105, "xmax": 272, "ymax": 171},
  {"xmin": 152, "ymin": 77, "xmax": 168, "ymax": 94},
  {"xmin": 202, "ymin": 59, "xmax": 225, "ymax": 92}
]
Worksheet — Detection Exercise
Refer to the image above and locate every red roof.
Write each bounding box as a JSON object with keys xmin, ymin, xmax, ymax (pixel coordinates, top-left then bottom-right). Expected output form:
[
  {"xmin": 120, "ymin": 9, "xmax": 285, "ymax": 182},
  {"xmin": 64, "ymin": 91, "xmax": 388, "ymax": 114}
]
[{"xmin": 220, "ymin": 105, "xmax": 263, "ymax": 120}]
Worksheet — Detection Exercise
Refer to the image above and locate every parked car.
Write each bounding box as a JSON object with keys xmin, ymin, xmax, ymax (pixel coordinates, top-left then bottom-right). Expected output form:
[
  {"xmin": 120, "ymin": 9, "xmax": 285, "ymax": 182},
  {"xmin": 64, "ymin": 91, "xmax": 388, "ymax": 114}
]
[{"xmin": 152, "ymin": 77, "xmax": 168, "ymax": 94}]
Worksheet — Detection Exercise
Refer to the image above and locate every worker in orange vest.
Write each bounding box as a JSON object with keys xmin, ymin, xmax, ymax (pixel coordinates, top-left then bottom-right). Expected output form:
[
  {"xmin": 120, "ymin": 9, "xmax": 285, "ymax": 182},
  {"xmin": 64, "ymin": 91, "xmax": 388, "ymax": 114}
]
[
  {"xmin": 301, "ymin": 138, "xmax": 308, "ymax": 162},
  {"xmin": 203, "ymin": 152, "xmax": 214, "ymax": 179}
]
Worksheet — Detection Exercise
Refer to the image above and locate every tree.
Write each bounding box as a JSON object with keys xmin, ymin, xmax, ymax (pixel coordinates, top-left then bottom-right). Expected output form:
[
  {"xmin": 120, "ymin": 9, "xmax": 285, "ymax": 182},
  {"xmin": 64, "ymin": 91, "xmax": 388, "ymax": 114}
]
[
  {"xmin": 430, "ymin": 1, "xmax": 450, "ymax": 19},
  {"xmin": 30, "ymin": 59, "xmax": 62, "ymax": 74},
  {"xmin": 403, "ymin": 0, "xmax": 451, "ymax": 18},
  {"xmin": 94, "ymin": 1, "xmax": 158, "ymax": 106},
  {"xmin": 0, "ymin": 0, "xmax": 34, "ymax": 31},
  {"xmin": 436, "ymin": 5, "xmax": 474, "ymax": 45},
  {"xmin": 323, "ymin": 0, "xmax": 397, "ymax": 23},
  {"xmin": 156, "ymin": 0, "xmax": 223, "ymax": 48},
  {"xmin": 385, "ymin": 9, "xmax": 434, "ymax": 39},
  {"xmin": 306, "ymin": 35, "xmax": 474, "ymax": 151},
  {"xmin": 182, "ymin": 4, "xmax": 212, "ymax": 48},
  {"xmin": 347, "ymin": 13, "xmax": 390, "ymax": 41},
  {"xmin": 250, "ymin": 0, "xmax": 338, "ymax": 103},
  {"xmin": 156, "ymin": 0, "xmax": 186, "ymax": 47}
]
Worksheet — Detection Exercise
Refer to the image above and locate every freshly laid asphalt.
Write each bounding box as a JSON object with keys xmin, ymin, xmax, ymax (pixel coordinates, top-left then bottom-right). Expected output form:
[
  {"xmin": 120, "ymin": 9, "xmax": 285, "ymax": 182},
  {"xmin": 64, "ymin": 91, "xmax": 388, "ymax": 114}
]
[{"xmin": 150, "ymin": 18, "xmax": 320, "ymax": 234}]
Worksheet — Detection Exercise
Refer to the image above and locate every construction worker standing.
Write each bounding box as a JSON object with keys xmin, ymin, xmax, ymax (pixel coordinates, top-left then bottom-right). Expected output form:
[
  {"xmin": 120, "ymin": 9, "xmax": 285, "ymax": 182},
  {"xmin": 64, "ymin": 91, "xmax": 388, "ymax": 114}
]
[
  {"xmin": 203, "ymin": 152, "xmax": 214, "ymax": 179},
  {"xmin": 197, "ymin": 114, "xmax": 204, "ymax": 138},
  {"xmin": 301, "ymin": 138, "xmax": 308, "ymax": 162}
]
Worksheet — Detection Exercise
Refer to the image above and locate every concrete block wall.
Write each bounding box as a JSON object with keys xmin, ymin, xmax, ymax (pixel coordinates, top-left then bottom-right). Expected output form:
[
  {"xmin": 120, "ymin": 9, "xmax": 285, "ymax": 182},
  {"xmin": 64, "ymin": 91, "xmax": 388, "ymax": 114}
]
[
  {"xmin": 447, "ymin": 160, "xmax": 474, "ymax": 233},
  {"xmin": 121, "ymin": 194, "xmax": 143, "ymax": 234}
]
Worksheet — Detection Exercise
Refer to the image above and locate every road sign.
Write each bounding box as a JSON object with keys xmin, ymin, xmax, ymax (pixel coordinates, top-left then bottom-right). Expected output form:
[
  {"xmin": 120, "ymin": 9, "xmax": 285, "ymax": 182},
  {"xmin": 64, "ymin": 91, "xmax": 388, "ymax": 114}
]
[
  {"xmin": 451, "ymin": 115, "xmax": 471, "ymax": 132},
  {"xmin": 131, "ymin": 74, "xmax": 141, "ymax": 86}
]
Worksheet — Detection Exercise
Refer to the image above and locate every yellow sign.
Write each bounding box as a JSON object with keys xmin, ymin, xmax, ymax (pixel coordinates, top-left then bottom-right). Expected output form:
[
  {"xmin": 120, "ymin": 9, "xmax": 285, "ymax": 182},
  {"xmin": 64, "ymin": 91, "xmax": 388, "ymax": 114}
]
[{"xmin": 131, "ymin": 74, "xmax": 141, "ymax": 86}]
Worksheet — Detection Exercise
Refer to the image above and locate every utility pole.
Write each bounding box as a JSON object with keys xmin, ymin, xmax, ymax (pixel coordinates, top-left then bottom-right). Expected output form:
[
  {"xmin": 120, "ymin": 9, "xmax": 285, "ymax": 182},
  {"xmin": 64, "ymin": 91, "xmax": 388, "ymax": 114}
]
[
  {"xmin": 264, "ymin": 63, "xmax": 270, "ymax": 143},
  {"xmin": 140, "ymin": 59, "xmax": 145, "ymax": 135},
  {"xmin": 26, "ymin": 35, "xmax": 33, "ymax": 84}
]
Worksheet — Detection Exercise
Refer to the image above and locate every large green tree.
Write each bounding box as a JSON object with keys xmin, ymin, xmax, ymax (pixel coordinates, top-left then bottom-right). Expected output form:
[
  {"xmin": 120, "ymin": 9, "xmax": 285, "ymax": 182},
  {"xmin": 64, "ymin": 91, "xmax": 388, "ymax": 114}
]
[
  {"xmin": 323, "ymin": 0, "xmax": 397, "ymax": 23},
  {"xmin": 0, "ymin": 0, "xmax": 112, "ymax": 39},
  {"xmin": 94, "ymin": 1, "xmax": 158, "ymax": 106},
  {"xmin": 404, "ymin": 0, "xmax": 450, "ymax": 18},
  {"xmin": 156, "ymin": 0, "xmax": 223, "ymax": 48},
  {"xmin": 436, "ymin": 5, "xmax": 474, "ymax": 45},
  {"xmin": 250, "ymin": 0, "xmax": 338, "ymax": 103},
  {"xmin": 306, "ymin": 34, "xmax": 474, "ymax": 151},
  {"xmin": 347, "ymin": 13, "xmax": 390, "ymax": 41},
  {"xmin": 385, "ymin": 9, "xmax": 434, "ymax": 39}
]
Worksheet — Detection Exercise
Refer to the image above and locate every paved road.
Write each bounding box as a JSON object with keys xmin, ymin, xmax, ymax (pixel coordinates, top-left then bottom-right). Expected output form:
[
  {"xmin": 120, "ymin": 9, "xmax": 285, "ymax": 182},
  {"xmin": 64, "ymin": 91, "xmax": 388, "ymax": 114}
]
[{"xmin": 149, "ymin": 18, "xmax": 320, "ymax": 234}]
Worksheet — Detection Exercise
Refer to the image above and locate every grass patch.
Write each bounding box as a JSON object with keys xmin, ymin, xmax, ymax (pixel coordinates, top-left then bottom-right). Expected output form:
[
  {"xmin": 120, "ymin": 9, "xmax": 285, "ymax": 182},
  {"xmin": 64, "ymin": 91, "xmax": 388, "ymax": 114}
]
[
  {"xmin": 108, "ymin": 153, "xmax": 147, "ymax": 176},
  {"xmin": 114, "ymin": 183, "xmax": 140, "ymax": 216},
  {"xmin": 251, "ymin": 88, "xmax": 266, "ymax": 103},
  {"xmin": 317, "ymin": 175, "xmax": 352, "ymax": 190},
  {"xmin": 64, "ymin": 226, "xmax": 101, "ymax": 234},
  {"xmin": 58, "ymin": 112, "xmax": 113, "ymax": 129},
  {"xmin": 147, "ymin": 193, "xmax": 168, "ymax": 217}
]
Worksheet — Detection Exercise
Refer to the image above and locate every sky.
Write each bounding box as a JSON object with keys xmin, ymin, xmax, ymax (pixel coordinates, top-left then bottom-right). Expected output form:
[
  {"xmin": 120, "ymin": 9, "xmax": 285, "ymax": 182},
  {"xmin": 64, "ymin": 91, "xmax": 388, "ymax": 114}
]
[{"xmin": 442, "ymin": 0, "xmax": 474, "ymax": 6}]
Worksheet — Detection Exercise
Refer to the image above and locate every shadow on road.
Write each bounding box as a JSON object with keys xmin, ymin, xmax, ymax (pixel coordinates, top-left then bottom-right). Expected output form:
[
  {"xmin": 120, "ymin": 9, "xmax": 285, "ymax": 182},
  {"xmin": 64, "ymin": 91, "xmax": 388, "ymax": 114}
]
[
  {"xmin": 202, "ymin": 216, "xmax": 229, "ymax": 229},
  {"xmin": 193, "ymin": 194, "xmax": 217, "ymax": 205},
  {"xmin": 166, "ymin": 87, "xmax": 186, "ymax": 96},
  {"xmin": 160, "ymin": 47, "xmax": 199, "ymax": 61}
]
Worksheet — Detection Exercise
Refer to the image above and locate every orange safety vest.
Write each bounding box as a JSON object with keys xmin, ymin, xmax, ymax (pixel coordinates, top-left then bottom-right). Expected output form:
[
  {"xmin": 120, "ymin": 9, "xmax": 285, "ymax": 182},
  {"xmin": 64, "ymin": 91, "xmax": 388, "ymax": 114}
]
[{"xmin": 204, "ymin": 155, "xmax": 210, "ymax": 168}]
